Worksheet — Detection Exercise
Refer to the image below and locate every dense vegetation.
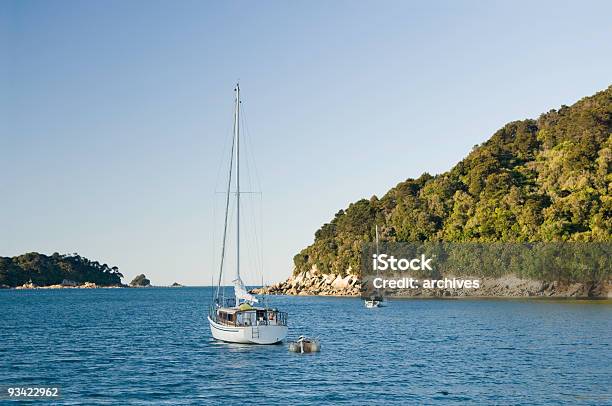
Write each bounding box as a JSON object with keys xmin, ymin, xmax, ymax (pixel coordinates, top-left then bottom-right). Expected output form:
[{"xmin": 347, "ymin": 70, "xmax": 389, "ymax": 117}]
[
  {"xmin": 0, "ymin": 252, "xmax": 123, "ymax": 287},
  {"xmin": 294, "ymin": 86, "xmax": 612, "ymax": 281}
]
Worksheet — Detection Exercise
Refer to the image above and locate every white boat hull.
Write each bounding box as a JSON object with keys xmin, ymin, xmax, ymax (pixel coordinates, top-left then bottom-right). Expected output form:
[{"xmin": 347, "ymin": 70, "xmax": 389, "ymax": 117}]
[
  {"xmin": 365, "ymin": 300, "xmax": 381, "ymax": 308},
  {"xmin": 208, "ymin": 316, "xmax": 287, "ymax": 344}
]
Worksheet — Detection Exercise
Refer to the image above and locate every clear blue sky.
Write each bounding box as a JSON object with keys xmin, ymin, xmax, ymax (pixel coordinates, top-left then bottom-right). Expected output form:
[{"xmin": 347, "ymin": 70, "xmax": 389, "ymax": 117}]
[{"xmin": 1, "ymin": 0, "xmax": 611, "ymax": 285}]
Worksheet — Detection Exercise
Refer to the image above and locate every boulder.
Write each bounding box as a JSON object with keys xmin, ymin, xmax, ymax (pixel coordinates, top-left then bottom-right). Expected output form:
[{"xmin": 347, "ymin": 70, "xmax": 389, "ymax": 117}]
[
  {"xmin": 130, "ymin": 274, "xmax": 151, "ymax": 287},
  {"xmin": 331, "ymin": 274, "xmax": 353, "ymax": 290}
]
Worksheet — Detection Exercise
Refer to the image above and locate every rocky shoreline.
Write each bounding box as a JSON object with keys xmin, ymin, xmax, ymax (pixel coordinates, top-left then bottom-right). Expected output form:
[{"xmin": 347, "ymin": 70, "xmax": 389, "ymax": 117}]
[
  {"xmin": 253, "ymin": 270, "xmax": 361, "ymax": 296},
  {"xmin": 252, "ymin": 270, "xmax": 612, "ymax": 299}
]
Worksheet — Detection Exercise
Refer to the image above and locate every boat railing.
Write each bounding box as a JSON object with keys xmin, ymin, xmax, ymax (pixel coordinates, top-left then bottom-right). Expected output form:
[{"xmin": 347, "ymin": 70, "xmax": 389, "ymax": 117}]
[
  {"xmin": 210, "ymin": 309, "xmax": 288, "ymax": 327},
  {"xmin": 251, "ymin": 311, "xmax": 288, "ymax": 327},
  {"xmin": 239, "ymin": 310, "xmax": 287, "ymax": 327},
  {"xmin": 275, "ymin": 311, "xmax": 288, "ymax": 326}
]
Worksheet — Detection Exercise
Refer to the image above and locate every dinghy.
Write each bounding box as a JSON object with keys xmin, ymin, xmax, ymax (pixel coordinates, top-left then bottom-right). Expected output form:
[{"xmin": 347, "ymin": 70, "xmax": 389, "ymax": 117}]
[{"xmin": 288, "ymin": 336, "xmax": 320, "ymax": 353}]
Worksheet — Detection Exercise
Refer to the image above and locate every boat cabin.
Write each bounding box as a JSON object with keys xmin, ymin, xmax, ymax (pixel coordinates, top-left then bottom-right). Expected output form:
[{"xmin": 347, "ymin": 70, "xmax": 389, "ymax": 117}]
[{"xmin": 214, "ymin": 306, "xmax": 287, "ymax": 328}]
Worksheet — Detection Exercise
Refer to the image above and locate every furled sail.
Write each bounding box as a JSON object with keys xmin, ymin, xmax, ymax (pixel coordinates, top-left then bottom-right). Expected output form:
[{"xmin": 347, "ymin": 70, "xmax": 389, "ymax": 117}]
[{"xmin": 233, "ymin": 278, "xmax": 259, "ymax": 303}]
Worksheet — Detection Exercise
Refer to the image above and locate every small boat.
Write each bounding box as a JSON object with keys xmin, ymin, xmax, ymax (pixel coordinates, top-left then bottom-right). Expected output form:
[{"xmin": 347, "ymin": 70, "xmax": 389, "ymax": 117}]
[
  {"xmin": 364, "ymin": 225, "xmax": 385, "ymax": 308},
  {"xmin": 364, "ymin": 298, "xmax": 381, "ymax": 308},
  {"xmin": 288, "ymin": 336, "xmax": 320, "ymax": 353}
]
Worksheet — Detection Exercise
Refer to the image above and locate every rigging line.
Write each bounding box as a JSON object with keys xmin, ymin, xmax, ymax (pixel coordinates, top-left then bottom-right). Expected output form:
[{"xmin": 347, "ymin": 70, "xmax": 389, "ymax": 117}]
[
  {"xmin": 248, "ymin": 197, "xmax": 264, "ymax": 284},
  {"xmin": 237, "ymin": 195, "xmax": 254, "ymax": 284},
  {"xmin": 240, "ymin": 106, "xmax": 265, "ymax": 279},
  {"xmin": 220, "ymin": 178, "xmax": 237, "ymax": 299},
  {"xmin": 220, "ymin": 197, "xmax": 235, "ymax": 274},
  {"xmin": 241, "ymin": 162, "xmax": 262, "ymax": 281},
  {"xmin": 242, "ymin": 189, "xmax": 263, "ymax": 283},
  {"xmin": 243, "ymin": 109, "xmax": 265, "ymax": 282},
  {"xmin": 243, "ymin": 206, "xmax": 263, "ymax": 287},
  {"xmin": 212, "ymin": 99, "xmax": 239, "ymax": 197},
  {"xmin": 211, "ymin": 97, "xmax": 237, "ymax": 292},
  {"xmin": 258, "ymin": 192, "xmax": 264, "ymax": 283},
  {"xmin": 248, "ymin": 193, "xmax": 264, "ymax": 281},
  {"xmin": 244, "ymin": 214, "xmax": 256, "ymax": 285},
  {"xmin": 240, "ymin": 108, "xmax": 257, "ymax": 218},
  {"xmin": 247, "ymin": 193, "xmax": 264, "ymax": 281},
  {"xmin": 237, "ymin": 104, "xmax": 256, "ymax": 283},
  {"xmin": 214, "ymin": 96, "xmax": 237, "ymax": 303},
  {"xmin": 241, "ymin": 104, "xmax": 264, "ymax": 195},
  {"xmin": 211, "ymin": 192, "xmax": 216, "ymax": 288}
]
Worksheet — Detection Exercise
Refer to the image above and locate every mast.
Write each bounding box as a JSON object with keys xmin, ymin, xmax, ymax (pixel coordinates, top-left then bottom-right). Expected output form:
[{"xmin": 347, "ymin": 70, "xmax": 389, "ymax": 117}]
[
  {"xmin": 375, "ymin": 225, "xmax": 380, "ymax": 298},
  {"xmin": 235, "ymin": 83, "xmax": 241, "ymax": 283},
  {"xmin": 375, "ymin": 225, "xmax": 379, "ymax": 255}
]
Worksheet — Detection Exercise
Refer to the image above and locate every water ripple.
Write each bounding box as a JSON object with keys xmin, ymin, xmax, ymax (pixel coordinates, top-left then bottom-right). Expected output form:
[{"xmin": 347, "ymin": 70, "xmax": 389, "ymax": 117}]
[{"xmin": 0, "ymin": 289, "xmax": 611, "ymax": 405}]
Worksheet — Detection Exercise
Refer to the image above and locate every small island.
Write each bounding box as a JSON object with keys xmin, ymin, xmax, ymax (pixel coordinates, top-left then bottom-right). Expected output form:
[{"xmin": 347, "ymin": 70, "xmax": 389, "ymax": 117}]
[
  {"xmin": 129, "ymin": 274, "xmax": 151, "ymax": 287},
  {"xmin": 0, "ymin": 252, "xmax": 124, "ymax": 288}
]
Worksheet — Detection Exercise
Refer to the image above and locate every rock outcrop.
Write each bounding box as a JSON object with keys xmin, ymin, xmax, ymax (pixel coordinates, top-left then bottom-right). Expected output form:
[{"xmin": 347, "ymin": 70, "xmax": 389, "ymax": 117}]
[
  {"xmin": 253, "ymin": 269, "xmax": 360, "ymax": 296},
  {"xmin": 130, "ymin": 274, "xmax": 151, "ymax": 287}
]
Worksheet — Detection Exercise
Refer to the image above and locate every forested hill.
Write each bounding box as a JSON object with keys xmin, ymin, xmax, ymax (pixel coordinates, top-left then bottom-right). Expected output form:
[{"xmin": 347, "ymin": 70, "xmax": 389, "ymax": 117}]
[
  {"xmin": 294, "ymin": 86, "xmax": 612, "ymax": 277},
  {"xmin": 0, "ymin": 253, "xmax": 124, "ymax": 287}
]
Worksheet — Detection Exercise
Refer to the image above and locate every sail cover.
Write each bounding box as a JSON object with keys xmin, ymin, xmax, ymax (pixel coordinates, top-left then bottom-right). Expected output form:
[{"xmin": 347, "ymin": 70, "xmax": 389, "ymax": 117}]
[{"xmin": 233, "ymin": 278, "xmax": 259, "ymax": 303}]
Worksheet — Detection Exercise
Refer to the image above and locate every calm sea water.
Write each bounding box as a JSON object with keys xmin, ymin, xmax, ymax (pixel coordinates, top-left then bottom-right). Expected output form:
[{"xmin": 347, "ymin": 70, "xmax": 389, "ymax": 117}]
[{"xmin": 0, "ymin": 288, "xmax": 611, "ymax": 405}]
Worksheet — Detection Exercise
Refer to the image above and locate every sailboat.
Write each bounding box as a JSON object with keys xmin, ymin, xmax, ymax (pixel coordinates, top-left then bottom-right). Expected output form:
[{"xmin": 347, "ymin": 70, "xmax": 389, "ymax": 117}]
[
  {"xmin": 364, "ymin": 225, "xmax": 384, "ymax": 308},
  {"xmin": 208, "ymin": 84, "xmax": 288, "ymax": 344}
]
